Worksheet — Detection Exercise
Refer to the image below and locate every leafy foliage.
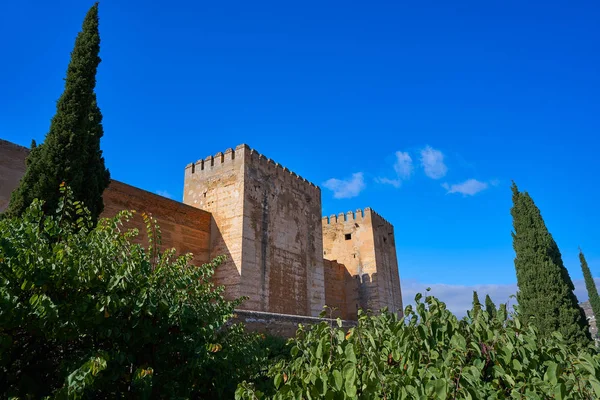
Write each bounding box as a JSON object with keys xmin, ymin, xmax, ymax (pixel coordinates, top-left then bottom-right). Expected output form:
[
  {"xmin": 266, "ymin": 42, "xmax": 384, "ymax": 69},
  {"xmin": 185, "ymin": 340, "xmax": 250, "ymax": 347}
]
[
  {"xmin": 5, "ymin": 3, "xmax": 109, "ymax": 222},
  {"xmin": 0, "ymin": 186, "xmax": 262, "ymax": 398},
  {"xmin": 580, "ymin": 249, "xmax": 600, "ymax": 331},
  {"xmin": 484, "ymin": 295, "xmax": 496, "ymax": 319},
  {"xmin": 237, "ymin": 292, "xmax": 600, "ymax": 399},
  {"xmin": 511, "ymin": 182, "xmax": 590, "ymax": 346},
  {"xmin": 471, "ymin": 291, "xmax": 481, "ymax": 317}
]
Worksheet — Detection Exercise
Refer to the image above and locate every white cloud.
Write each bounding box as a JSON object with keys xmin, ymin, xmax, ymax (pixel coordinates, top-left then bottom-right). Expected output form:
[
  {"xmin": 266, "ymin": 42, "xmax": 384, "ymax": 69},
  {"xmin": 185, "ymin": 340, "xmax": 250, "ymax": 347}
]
[
  {"xmin": 394, "ymin": 151, "xmax": 413, "ymax": 179},
  {"xmin": 442, "ymin": 179, "xmax": 489, "ymax": 196},
  {"xmin": 375, "ymin": 177, "xmax": 402, "ymax": 188},
  {"xmin": 323, "ymin": 172, "xmax": 366, "ymax": 199},
  {"xmin": 401, "ymin": 278, "xmax": 599, "ymax": 318},
  {"xmin": 376, "ymin": 151, "xmax": 413, "ymax": 188},
  {"xmin": 420, "ymin": 146, "xmax": 447, "ymax": 179},
  {"xmin": 156, "ymin": 190, "xmax": 172, "ymax": 199}
]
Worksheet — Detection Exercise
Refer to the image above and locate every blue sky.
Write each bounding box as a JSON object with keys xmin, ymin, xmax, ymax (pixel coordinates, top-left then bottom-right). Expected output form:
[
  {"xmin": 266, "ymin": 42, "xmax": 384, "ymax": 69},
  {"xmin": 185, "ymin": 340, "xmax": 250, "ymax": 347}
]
[{"xmin": 1, "ymin": 0, "xmax": 598, "ymax": 314}]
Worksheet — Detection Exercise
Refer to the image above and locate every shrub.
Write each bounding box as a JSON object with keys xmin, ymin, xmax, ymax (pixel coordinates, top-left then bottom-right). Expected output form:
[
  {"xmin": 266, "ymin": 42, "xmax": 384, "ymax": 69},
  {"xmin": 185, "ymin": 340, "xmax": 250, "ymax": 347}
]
[
  {"xmin": 0, "ymin": 186, "xmax": 262, "ymax": 398},
  {"xmin": 237, "ymin": 292, "xmax": 600, "ymax": 399}
]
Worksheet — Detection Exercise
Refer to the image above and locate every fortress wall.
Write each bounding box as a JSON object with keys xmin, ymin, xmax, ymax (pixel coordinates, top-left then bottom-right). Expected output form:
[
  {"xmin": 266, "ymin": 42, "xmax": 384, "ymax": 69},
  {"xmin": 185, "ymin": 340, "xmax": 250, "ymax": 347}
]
[
  {"xmin": 322, "ymin": 208, "xmax": 402, "ymax": 317},
  {"xmin": 183, "ymin": 145, "xmax": 245, "ymax": 300},
  {"xmin": 0, "ymin": 139, "xmax": 29, "ymax": 213},
  {"xmin": 102, "ymin": 181, "xmax": 212, "ymax": 267},
  {"xmin": 323, "ymin": 259, "xmax": 360, "ymax": 320},
  {"xmin": 369, "ymin": 211, "xmax": 403, "ymax": 315},
  {"xmin": 0, "ymin": 140, "xmax": 212, "ymax": 271},
  {"xmin": 184, "ymin": 144, "xmax": 325, "ymax": 316},
  {"xmin": 242, "ymin": 146, "xmax": 324, "ymax": 316}
]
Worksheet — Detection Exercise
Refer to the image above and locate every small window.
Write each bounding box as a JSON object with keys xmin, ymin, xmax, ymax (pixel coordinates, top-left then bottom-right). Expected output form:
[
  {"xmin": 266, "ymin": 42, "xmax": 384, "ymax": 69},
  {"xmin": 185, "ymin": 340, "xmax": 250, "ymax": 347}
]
[
  {"xmin": 383, "ymin": 237, "xmax": 387, "ymax": 243},
  {"xmin": 345, "ymin": 233, "xmax": 352, "ymax": 240}
]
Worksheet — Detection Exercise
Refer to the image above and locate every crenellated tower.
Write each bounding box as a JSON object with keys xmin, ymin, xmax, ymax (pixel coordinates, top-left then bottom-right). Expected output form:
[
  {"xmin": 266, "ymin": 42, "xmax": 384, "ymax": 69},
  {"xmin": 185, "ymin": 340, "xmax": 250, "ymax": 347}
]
[
  {"xmin": 322, "ymin": 208, "xmax": 402, "ymax": 319},
  {"xmin": 183, "ymin": 144, "xmax": 326, "ymax": 317}
]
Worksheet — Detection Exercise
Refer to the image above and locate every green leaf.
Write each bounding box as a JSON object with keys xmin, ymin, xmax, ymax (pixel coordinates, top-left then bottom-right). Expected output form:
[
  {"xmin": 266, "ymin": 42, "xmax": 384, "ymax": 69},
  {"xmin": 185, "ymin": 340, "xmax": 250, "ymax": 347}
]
[
  {"xmin": 332, "ymin": 369, "xmax": 342, "ymax": 391},
  {"xmin": 345, "ymin": 343, "xmax": 357, "ymax": 364}
]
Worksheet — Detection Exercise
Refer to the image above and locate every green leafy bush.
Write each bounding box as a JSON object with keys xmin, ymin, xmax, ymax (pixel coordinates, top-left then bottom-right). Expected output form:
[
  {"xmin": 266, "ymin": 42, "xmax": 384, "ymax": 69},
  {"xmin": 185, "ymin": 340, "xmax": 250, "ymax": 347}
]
[
  {"xmin": 237, "ymin": 293, "xmax": 600, "ymax": 399},
  {"xmin": 0, "ymin": 186, "xmax": 263, "ymax": 398}
]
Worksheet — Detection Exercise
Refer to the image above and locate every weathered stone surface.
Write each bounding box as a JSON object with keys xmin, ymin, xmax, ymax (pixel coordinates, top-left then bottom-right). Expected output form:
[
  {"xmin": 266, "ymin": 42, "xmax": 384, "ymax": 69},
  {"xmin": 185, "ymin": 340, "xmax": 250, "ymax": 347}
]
[
  {"xmin": 0, "ymin": 141, "xmax": 212, "ymax": 269},
  {"xmin": 323, "ymin": 259, "xmax": 359, "ymax": 320},
  {"xmin": 102, "ymin": 180, "xmax": 212, "ymax": 267},
  {"xmin": 322, "ymin": 209, "xmax": 403, "ymax": 319},
  {"xmin": 184, "ymin": 145, "xmax": 325, "ymax": 316},
  {"xmin": 231, "ymin": 309, "xmax": 357, "ymax": 338},
  {"xmin": 0, "ymin": 139, "xmax": 29, "ymax": 213}
]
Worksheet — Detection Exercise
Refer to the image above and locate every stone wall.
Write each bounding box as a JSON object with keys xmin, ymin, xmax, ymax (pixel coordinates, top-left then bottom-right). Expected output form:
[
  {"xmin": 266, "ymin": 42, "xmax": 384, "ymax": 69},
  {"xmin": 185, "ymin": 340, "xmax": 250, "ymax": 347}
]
[
  {"xmin": 184, "ymin": 144, "xmax": 326, "ymax": 316},
  {"xmin": 323, "ymin": 259, "xmax": 360, "ymax": 320},
  {"xmin": 102, "ymin": 180, "xmax": 212, "ymax": 267},
  {"xmin": 0, "ymin": 140, "xmax": 212, "ymax": 269},
  {"xmin": 0, "ymin": 139, "xmax": 29, "ymax": 213},
  {"xmin": 183, "ymin": 147, "xmax": 246, "ymax": 300},
  {"xmin": 322, "ymin": 208, "xmax": 402, "ymax": 318},
  {"xmin": 231, "ymin": 309, "xmax": 357, "ymax": 338}
]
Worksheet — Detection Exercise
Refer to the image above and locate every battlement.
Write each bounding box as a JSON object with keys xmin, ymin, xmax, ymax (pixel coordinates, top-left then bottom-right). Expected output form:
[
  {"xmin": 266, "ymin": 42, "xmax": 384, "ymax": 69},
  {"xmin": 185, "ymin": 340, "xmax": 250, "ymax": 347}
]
[
  {"xmin": 185, "ymin": 144, "xmax": 320, "ymax": 194},
  {"xmin": 322, "ymin": 208, "xmax": 393, "ymax": 228}
]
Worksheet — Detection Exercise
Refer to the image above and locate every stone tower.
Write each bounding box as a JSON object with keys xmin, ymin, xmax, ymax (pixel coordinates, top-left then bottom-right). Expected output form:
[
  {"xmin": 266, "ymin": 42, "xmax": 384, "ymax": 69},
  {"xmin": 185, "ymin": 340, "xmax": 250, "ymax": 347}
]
[
  {"xmin": 183, "ymin": 144, "xmax": 326, "ymax": 317},
  {"xmin": 322, "ymin": 208, "xmax": 402, "ymax": 319}
]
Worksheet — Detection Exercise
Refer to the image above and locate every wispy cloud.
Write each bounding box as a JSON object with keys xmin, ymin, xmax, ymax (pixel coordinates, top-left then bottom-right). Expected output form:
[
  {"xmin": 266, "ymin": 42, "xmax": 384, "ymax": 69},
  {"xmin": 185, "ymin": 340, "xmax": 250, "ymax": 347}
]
[
  {"xmin": 376, "ymin": 151, "xmax": 413, "ymax": 188},
  {"xmin": 401, "ymin": 278, "xmax": 598, "ymax": 318},
  {"xmin": 156, "ymin": 190, "xmax": 172, "ymax": 199},
  {"xmin": 323, "ymin": 172, "xmax": 366, "ymax": 199},
  {"xmin": 442, "ymin": 179, "xmax": 489, "ymax": 196},
  {"xmin": 375, "ymin": 177, "xmax": 402, "ymax": 188},
  {"xmin": 420, "ymin": 146, "xmax": 447, "ymax": 179},
  {"xmin": 394, "ymin": 151, "xmax": 413, "ymax": 179}
]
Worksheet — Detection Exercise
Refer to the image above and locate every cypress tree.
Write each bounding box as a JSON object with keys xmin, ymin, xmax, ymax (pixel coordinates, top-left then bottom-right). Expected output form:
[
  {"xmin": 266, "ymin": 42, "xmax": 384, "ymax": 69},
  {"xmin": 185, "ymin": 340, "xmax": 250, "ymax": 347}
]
[
  {"xmin": 472, "ymin": 291, "xmax": 481, "ymax": 317},
  {"xmin": 580, "ymin": 249, "xmax": 600, "ymax": 324},
  {"xmin": 511, "ymin": 182, "xmax": 590, "ymax": 345},
  {"xmin": 5, "ymin": 3, "xmax": 109, "ymax": 222},
  {"xmin": 485, "ymin": 295, "xmax": 497, "ymax": 318}
]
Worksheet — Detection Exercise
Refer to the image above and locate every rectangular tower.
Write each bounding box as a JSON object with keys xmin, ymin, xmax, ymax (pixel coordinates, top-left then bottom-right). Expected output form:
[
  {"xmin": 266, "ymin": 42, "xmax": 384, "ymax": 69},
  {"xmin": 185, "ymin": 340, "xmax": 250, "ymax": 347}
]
[
  {"xmin": 322, "ymin": 208, "xmax": 402, "ymax": 319},
  {"xmin": 183, "ymin": 144, "xmax": 326, "ymax": 317}
]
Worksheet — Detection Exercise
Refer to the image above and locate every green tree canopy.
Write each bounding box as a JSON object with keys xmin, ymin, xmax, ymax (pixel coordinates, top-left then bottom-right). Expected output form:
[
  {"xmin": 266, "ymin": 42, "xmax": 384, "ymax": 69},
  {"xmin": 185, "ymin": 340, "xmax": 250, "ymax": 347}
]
[
  {"xmin": 5, "ymin": 3, "xmax": 109, "ymax": 222},
  {"xmin": 511, "ymin": 182, "xmax": 590, "ymax": 346}
]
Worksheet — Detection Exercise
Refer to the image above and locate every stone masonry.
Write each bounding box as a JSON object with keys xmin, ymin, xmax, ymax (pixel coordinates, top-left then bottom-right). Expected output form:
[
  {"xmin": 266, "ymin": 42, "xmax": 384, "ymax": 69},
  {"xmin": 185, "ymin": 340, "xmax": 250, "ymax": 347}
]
[
  {"xmin": 322, "ymin": 209, "xmax": 403, "ymax": 319},
  {"xmin": 0, "ymin": 139, "xmax": 403, "ymax": 321},
  {"xmin": 183, "ymin": 144, "xmax": 325, "ymax": 316}
]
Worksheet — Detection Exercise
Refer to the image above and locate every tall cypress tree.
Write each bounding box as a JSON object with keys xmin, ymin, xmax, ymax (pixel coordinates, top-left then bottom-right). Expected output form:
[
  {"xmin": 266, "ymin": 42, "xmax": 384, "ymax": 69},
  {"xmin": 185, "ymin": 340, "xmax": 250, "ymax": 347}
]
[
  {"xmin": 511, "ymin": 182, "xmax": 590, "ymax": 345},
  {"xmin": 5, "ymin": 3, "xmax": 109, "ymax": 222},
  {"xmin": 580, "ymin": 249, "xmax": 600, "ymax": 325},
  {"xmin": 485, "ymin": 295, "xmax": 496, "ymax": 318}
]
